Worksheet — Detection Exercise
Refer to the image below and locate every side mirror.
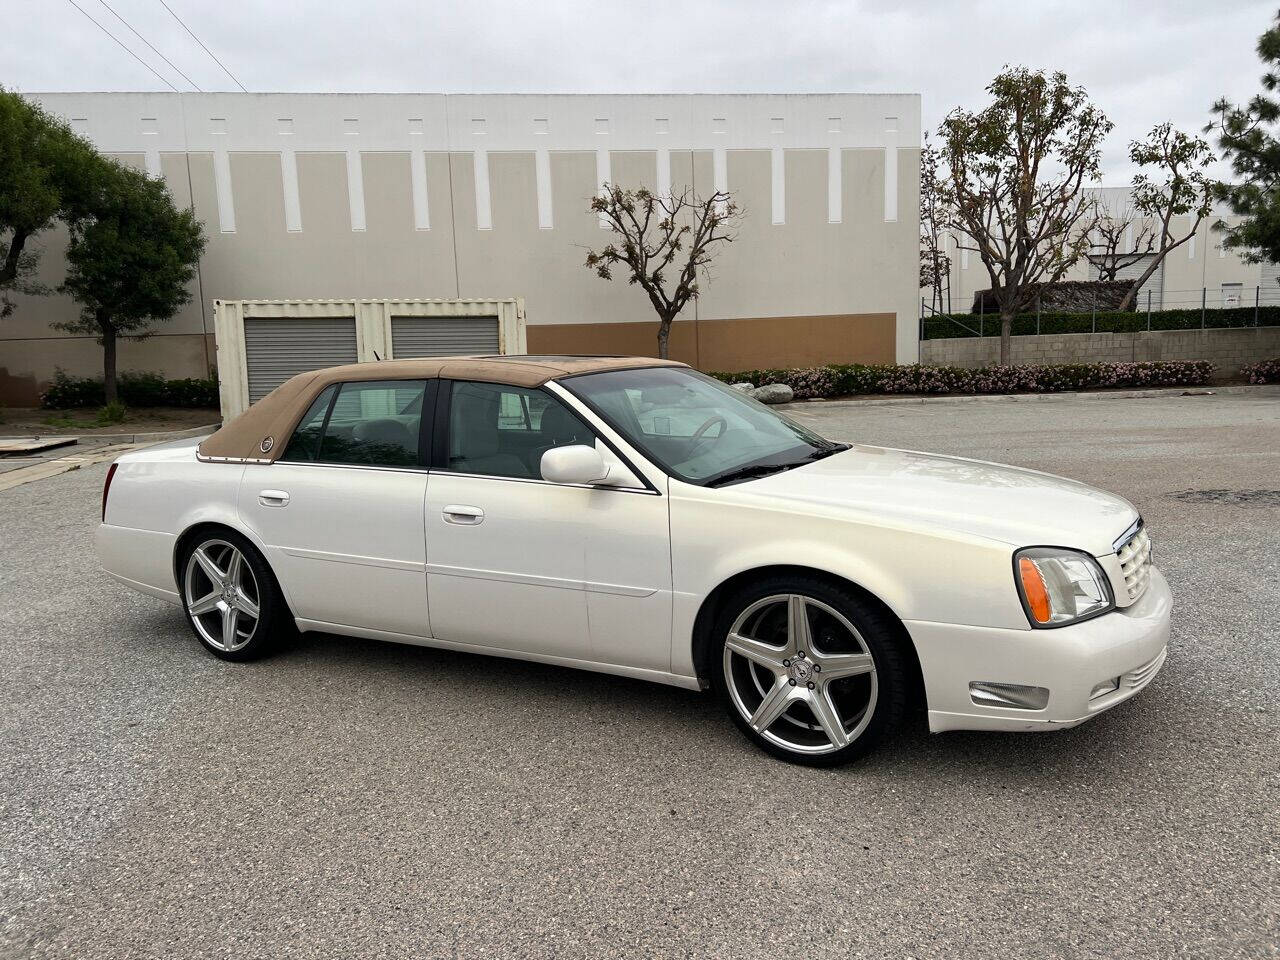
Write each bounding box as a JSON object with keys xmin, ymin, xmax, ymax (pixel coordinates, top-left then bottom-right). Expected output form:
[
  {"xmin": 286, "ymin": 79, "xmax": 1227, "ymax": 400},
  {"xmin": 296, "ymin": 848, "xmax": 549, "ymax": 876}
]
[{"xmin": 540, "ymin": 444, "xmax": 610, "ymax": 485}]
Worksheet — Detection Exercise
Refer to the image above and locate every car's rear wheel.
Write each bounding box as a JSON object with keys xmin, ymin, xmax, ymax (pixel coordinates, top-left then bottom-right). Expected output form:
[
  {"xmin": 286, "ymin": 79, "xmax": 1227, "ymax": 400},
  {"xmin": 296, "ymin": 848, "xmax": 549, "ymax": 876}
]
[
  {"xmin": 711, "ymin": 576, "xmax": 909, "ymax": 766},
  {"xmin": 180, "ymin": 531, "xmax": 286, "ymax": 661}
]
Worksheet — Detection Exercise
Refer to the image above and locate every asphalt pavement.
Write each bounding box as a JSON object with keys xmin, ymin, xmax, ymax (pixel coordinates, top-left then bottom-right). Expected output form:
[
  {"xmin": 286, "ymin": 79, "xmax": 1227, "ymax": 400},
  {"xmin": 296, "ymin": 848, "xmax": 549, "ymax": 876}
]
[{"xmin": 1, "ymin": 390, "xmax": 1277, "ymax": 959}]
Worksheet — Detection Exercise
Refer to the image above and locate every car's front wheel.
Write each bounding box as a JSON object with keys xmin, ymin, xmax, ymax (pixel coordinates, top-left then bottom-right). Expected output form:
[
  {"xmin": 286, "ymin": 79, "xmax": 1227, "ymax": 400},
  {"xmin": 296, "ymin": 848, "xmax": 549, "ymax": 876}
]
[
  {"xmin": 711, "ymin": 576, "xmax": 909, "ymax": 765},
  {"xmin": 179, "ymin": 530, "xmax": 288, "ymax": 661}
]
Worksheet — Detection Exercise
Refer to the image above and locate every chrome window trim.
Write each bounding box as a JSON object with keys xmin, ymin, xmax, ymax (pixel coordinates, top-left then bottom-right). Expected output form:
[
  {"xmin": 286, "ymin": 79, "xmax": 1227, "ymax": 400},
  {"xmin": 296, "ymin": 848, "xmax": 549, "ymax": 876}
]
[{"xmin": 426, "ymin": 468, "xmax": 659, "ymax": 495}]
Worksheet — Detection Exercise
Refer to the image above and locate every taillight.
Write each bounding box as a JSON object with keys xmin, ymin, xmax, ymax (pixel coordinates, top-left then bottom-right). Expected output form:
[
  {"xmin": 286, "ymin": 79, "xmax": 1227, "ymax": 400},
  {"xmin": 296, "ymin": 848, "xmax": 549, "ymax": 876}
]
[{"xmin": 102, "ymin": 462, "xmax": 118, "ymax": 522}]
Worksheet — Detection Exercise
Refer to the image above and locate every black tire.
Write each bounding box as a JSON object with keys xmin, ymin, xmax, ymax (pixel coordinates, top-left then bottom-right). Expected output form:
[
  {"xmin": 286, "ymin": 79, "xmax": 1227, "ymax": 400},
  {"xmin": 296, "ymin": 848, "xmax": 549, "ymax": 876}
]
[
  {"xmin": 178, "ymin": 528, "xmax": 291, "ymax": 662},
  {"xmin": 710, "ymin": 574, "xmax": 910, "ymax": 767}
]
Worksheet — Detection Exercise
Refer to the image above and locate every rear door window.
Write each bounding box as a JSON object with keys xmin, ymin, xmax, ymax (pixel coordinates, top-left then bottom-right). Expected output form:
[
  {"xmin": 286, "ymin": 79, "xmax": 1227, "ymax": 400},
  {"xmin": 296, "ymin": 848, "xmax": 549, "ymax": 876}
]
[{"xmin": 284, "ymin": 380, "xmax": 428, "ymax": 467}]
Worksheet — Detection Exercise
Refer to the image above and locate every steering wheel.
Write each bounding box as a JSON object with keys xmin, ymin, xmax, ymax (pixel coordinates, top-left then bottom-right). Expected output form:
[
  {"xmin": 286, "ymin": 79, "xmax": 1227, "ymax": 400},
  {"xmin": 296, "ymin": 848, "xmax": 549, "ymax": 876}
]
[{"xmin": 685, "ymin": 415, "xmax": 728, "ymax": 459}]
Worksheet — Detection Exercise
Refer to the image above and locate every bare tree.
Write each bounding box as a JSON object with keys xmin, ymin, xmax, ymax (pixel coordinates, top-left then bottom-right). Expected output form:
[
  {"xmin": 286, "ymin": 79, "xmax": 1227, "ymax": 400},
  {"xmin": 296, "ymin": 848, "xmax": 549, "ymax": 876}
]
[
  {"xmin": 939, "ymin": 67, "xmax": 1112, "ymax": 363},
  {"xmin": 1114, "ymin": 123, "xmax": 1215, "ymax": 311},
  {"xmin": 919, "ymin": 133, "xmax": 952, "ymax": 313},
  {"xmin": 1089, "ymin": 197, "xmax": 1156, "ymax": 281},
  {"xmin": 585, "ymin": 185, "xmax": 740, "ymax": 359}
]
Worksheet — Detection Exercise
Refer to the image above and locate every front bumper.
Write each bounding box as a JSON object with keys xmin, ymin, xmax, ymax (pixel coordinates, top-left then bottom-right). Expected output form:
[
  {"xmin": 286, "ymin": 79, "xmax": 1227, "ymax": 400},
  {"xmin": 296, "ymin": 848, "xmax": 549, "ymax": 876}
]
[{"xmin": 907, "ymin": 566, "xmax": 1172, "ymax": 733}]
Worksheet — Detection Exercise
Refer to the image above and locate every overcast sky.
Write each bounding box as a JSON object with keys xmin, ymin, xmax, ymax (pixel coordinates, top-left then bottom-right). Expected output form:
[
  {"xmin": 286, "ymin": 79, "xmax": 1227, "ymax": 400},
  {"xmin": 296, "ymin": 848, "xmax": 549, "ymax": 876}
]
[{"xmin": 7, "ymin": 0, "xmax": 1276, "ymax": 182}]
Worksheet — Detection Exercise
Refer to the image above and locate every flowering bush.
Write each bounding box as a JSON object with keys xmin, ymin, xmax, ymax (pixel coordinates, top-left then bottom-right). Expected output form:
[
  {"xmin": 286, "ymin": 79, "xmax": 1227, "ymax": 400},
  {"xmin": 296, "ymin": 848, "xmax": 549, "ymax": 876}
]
[
  {"xmin": 1240, "ymin": 358, "xmax": 1280, "ymax": 384},
  {"xmin": 710, "ymin": 360, "xmax": 1215, "ymax": 399}
]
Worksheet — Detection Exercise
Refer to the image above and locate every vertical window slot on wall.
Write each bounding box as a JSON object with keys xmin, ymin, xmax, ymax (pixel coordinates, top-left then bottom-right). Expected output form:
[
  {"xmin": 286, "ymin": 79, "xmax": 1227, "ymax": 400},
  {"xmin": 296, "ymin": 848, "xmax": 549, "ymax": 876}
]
[
  {"xmin": 595, "ymin": 118, "xmax": 609, "ymax": 136},
  {"xmin": 533, "ymin": 118, "xmax": 548, "ymax": 135},
  {"xmin": 408, "ymin": 118, "xmax": 424, "ymax": 135},
  {"xmin": 713, "ymin": 117, "xmax": 727, "ymax": 134},
  {"xmin": 141, "ymin": 117, "xmax": 158, "ymax": 135},
  {"xmin": 278, "ymin": 118, "xmax": 294, "ymax": 135},
  {"xmin": 771, "ymin": 117, "xmax": 784, "ymax": 134},
  {"xmin": 210, "ymin": 117, "xmax": 227, "ymax": 135},
  {"xmin": 655, "ymin": 117, "xmax": 669, "ymax": 135},
  {"xmin": 344, "ymin": 118, "xmax": 359, "ymax": 136},
  {"xmin": 472, "ymin": 118, "xmax": 486, "ymax": 135}
]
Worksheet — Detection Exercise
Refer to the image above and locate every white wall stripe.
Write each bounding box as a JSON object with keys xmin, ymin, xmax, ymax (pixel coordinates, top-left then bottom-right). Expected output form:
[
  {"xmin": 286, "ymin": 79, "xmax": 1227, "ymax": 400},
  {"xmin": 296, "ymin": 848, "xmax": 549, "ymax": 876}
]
[
  {"xmin": 655, "ymin": 146, "xmax": 671, "ymax": 200},
  {"xmin": 535, "ymin": 148, "xmax": 553, "ymax": 230},
  {"xmin": 473, "ymin": 149, "xmax": 492, "ymax": 230},
  {"xmin": 409, "ymin": 149, "xmax": 430, "ymax": 230},
  {"xmin": 712, "ymin": 147, "xmax": 728, "ymax": 195},
  {"xmin": 883, "ymin": 118, "xmax": 898, "ymax": 223},
  {"xmin": 1188, "ymin": 228, "xmax": 1196, "ymax": 260},
  {"xmin": 212, "ymin": 148, "xmax": 235, "ymax": 233},
  {"xmin": 280, "ymin": 149, "xmax": 302, "ymax": 232},
  {"xmin": 770, "ymin": 146, "xmax": 785, "ymax": 225},
  {"xmin": 595, "ymin": 148, "xmax": 612, "ymax": 228},
  {"xmin": 827, "ymin": 145, "xmax": 842, "ymax": 224},
  {"xmin": 345, "ymin": 149, "xmax": 366, "ymax": 231},
  {"xmin": 144, "ymin": 149, "xmax": 161, "ymax": 178}
]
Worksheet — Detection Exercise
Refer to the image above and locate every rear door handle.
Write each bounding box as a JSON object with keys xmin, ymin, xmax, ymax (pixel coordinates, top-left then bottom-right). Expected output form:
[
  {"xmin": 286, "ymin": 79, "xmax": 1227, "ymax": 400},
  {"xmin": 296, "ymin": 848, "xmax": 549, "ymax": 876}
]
[
  {"xmin": 259, "ymin": 489, "xmax": 290, "ymax": 507},
  {"xmin": 443, "ymin": 504, "xmax": 484, "ymax": 525}
]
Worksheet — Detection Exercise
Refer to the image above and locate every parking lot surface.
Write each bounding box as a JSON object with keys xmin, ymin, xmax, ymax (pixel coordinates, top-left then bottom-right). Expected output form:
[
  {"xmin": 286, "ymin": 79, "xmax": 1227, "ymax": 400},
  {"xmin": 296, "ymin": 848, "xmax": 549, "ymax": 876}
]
[{"xmin": 2, "ymin": 391, "xmax": 1277, "ymax": 959}]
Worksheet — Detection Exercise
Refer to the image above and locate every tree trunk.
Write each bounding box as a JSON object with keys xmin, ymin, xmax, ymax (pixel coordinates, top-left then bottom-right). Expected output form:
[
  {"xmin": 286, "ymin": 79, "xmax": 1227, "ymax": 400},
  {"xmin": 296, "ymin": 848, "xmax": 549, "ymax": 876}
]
[
  {"xmin": 656, "ymin": 316, "xmax": 672, "ymax": 360},
  {"xmin": 999, "ymin": 310, "xmax": 1014, "ymax": 365},
  {"xmin": 0, "ymin": 228, "xmax": 30, "ymax": 286},
  {"xmin": 99, "ymin": 312, "xmax": 119, "ymax": 405}
]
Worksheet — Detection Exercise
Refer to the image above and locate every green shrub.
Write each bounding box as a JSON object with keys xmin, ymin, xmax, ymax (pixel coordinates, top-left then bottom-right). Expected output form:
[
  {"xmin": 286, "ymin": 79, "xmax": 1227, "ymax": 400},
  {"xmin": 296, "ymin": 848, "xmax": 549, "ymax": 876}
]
[
  {"xmin": 922, "ymin": 305, "xmax": 1280, "ymax": 339},
  {"xmin": 40, "ymin": 370, "xmax": 218, "ymax": 409},
  {"xmin": 97, "ymin": 400, "xmax": 128, "ymax": 425},
  {"xmin": 710, "ymin": 360, "xmax": 1215, "ymax": 399}
]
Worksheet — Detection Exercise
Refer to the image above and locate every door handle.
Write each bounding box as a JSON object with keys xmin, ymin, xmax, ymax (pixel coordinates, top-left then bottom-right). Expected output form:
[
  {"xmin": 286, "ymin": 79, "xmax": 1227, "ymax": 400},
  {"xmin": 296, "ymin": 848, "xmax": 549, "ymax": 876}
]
[
  {"xmin": 259, "ymin": 489, "xmax": 290, "ymax": 507},
  {"xmin": 442, "ymin": 504, "xmax": 484, "ymax": 525}
]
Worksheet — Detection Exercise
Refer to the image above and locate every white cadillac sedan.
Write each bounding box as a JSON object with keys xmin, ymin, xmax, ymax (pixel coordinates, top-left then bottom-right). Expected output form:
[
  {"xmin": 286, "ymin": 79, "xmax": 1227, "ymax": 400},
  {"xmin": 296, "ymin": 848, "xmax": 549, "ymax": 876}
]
[{"xmin": 97, "ymin": 356, "xmax": 1170, "ymax": 765}]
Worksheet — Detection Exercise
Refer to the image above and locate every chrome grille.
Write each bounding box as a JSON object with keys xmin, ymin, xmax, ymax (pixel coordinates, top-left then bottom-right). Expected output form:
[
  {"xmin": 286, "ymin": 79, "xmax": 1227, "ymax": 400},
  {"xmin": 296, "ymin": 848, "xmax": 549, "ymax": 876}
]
[
  {"xmin": 1115, "ymin": 522, "xmax": 1152, "ymax": 601},
  {"xmin": 1123, "ymin": 646, "xmax": 1167, "ymax": 690}
]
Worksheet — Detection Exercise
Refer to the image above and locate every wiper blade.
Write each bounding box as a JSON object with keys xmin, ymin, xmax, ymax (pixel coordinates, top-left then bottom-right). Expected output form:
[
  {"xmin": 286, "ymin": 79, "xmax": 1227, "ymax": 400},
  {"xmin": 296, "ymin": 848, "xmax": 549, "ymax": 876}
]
[
  {"xmin": 805, "ymin": 442, "xmax": 851, "ymax": 461},
  {"xmin": 705, "ymin": 462, "xmax": 794, "ymax": 487}
]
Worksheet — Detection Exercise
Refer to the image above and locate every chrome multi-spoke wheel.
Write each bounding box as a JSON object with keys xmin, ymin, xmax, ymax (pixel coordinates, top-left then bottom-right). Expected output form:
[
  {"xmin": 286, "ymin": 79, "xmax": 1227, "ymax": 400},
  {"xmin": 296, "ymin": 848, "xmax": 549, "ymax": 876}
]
[
  {"xmin": 712, "ymin": 578, "xmax": 909, "ymax": 765},
  {"xmin": 723, "ymin": 593, "xmax": 878, "ymax": 756},
  {"xmin": 183, "ymin": 539, "xmax": 262, "ymax": 653}
]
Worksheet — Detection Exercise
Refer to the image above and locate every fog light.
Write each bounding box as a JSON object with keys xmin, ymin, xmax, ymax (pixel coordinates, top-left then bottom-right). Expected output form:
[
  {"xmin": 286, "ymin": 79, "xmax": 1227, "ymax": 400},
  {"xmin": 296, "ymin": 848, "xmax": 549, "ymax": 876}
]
[
  {"xmin": 969, "ymin": 681, "xmax": 1050, "ymax": 710},
  {"xmin": 1089, "ymin": 678, "xmax": 1120, "ymax": 700}
]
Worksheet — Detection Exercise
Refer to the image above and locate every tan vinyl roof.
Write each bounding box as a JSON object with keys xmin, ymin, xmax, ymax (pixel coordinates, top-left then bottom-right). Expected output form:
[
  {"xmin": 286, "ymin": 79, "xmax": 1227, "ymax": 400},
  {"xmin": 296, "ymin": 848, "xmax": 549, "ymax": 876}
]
[{"xmin": 198, "ymin": 355, "xmax": 687, "ymax": 463}]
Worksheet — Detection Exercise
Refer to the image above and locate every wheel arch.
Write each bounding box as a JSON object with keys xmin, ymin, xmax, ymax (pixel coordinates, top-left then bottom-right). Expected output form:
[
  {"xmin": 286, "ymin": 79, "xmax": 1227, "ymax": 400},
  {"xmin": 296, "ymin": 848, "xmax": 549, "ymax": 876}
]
[
  {"xmin": 172, "ymin": 520, "xmax": 298, "ymax": 617},
  {"xmin": 690, "ymin": 564, "xmax": 927, "ymax": 711}
]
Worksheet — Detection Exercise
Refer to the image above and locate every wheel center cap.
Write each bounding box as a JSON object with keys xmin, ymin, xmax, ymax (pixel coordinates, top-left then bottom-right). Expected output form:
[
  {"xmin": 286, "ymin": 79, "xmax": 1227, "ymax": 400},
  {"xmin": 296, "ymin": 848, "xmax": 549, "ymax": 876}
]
[
  {"xmin": 788, "ymin": 657, "xmax": 814, "ymax": 684},
  {"xmin": 220, "ymin": 583, "xmax": 237, "ymax": 604}
]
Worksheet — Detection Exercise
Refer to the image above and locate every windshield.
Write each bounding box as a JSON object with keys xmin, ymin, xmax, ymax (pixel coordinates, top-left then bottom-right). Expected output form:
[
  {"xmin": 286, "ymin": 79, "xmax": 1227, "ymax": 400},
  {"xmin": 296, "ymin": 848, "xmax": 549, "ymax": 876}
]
[{"xmin": 563, "ymin": 366, "xmax": 840, "ymax": 485}]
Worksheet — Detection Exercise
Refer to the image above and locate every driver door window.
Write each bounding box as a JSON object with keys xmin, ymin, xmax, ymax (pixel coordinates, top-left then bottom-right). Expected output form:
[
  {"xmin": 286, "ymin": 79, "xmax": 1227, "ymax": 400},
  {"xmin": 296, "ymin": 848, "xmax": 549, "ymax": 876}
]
[{"xmin": 444, "ymin": 381, "xmax": 595, "ymax": 480}]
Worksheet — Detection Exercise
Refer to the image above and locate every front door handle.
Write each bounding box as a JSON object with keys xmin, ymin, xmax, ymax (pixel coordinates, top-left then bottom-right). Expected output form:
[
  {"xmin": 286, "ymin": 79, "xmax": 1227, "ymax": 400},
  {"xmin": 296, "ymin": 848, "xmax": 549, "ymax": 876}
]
[
  {"xmin": 443, "ymin": 504, "xmax": 484, "ymax": 525},
  {"xmin": 259, "ymin": 489, "xmax": 290, "ymax": 507}
]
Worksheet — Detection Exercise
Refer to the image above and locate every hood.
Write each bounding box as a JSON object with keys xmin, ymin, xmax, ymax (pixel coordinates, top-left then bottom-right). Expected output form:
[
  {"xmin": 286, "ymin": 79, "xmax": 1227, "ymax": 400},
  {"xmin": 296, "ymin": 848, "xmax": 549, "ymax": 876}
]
[{"xmin": 740, "ymin": 445, "xmax": 1138, "ymax": 556}]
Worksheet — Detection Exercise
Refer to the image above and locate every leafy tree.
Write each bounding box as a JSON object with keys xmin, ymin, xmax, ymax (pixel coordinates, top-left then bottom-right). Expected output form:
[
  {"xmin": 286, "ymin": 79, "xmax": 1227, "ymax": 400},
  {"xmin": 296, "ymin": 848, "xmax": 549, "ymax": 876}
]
[
  {"xmin": 57, "ymin": 162, "xmax": 206, "ymax": 404},
  {"xmin": 1114, "ymin": 124, "xmax": 1215, "ymax": 310},
  {"xmin": 585, "ymin": 185, "xmax": 740, "ymax": 359},
  {"xmin": 919, "ymin": 133, "xmax": 952, "ymax": 314},
  {"xmin": 939, "ymin": 67, "xmax": 1112, "ymax": 363},
  {"xmin": 0, "ymin": 88, "xmax": 101, "ymax": 317},
  {"xmin": 1208, "ymin": 10, "xmax": 1280, "ymax": 262}
]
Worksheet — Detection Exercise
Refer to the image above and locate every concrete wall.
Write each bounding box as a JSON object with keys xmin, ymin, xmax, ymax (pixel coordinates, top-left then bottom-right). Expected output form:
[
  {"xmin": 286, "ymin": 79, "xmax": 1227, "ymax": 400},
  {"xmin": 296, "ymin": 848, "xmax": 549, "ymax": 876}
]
[
  {"xmin": 920, "ymin": 326, "xmax": 1280, "ymax": 379},
  {"xmin": 1, "ymin": 92, "xmax": 922, "ymax": 406}
]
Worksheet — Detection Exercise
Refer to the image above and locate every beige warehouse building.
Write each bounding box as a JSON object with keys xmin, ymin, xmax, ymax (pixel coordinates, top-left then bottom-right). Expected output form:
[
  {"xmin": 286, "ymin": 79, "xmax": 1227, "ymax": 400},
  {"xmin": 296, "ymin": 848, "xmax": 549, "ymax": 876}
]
[{"xmin": 1, "ymin": 92, "xmax": 922, "ymax": 406}]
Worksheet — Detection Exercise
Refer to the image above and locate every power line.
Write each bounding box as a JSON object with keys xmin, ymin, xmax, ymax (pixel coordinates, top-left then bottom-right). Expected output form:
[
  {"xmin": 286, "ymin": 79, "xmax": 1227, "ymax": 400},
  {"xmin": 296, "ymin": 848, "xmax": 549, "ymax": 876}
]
[
  {"xmin": 155, "ymin": 0, "xmax": 247, "ymax": 92},
  {"xmin": 96, "ymin": 0, "xmax": 203, "ymax": 91},
  {"xmin": 64, "ymin": 0, "xmax": 179, "ymax": 92}
]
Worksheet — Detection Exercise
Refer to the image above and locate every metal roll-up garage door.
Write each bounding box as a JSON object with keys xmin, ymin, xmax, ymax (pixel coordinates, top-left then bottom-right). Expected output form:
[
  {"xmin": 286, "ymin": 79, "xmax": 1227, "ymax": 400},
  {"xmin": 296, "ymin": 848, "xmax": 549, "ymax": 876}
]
[
  {"xmin": 390, "ymin": 316, "xmax": 499, "ymax": 358},
  {"xmin": 243, "ymin": 317, "xmax": 359, "ymax": 402}
]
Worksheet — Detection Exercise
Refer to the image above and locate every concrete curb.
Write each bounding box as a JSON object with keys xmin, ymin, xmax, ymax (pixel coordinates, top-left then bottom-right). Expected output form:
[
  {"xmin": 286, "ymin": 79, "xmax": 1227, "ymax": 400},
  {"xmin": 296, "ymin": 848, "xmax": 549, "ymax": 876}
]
[
  {"xmin": 780, "ymin": 383, "xmax": 1280, "ymax": 410},
  {"xmin": 0, "ymin": 441, "xmax": 150, "ymax": 493},
  {"xmin": 51, "ymin": 423, "xmax": 220, "ymax": 443}
]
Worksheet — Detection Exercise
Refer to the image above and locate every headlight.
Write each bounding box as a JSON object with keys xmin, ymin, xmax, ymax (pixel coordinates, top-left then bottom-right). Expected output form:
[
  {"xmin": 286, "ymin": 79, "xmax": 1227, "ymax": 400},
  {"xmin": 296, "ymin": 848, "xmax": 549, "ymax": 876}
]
[{"xmin": 1015, "ymin": 547, "xmax": 1114, "ymax": 628}]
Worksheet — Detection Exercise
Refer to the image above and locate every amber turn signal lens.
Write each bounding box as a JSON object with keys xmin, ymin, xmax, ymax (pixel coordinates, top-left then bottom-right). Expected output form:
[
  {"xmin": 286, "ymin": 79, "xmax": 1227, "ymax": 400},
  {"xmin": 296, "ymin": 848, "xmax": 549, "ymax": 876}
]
[{"xmin": 1019, "ymin": 556, "xmax": 1052, "ymax": 624}]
